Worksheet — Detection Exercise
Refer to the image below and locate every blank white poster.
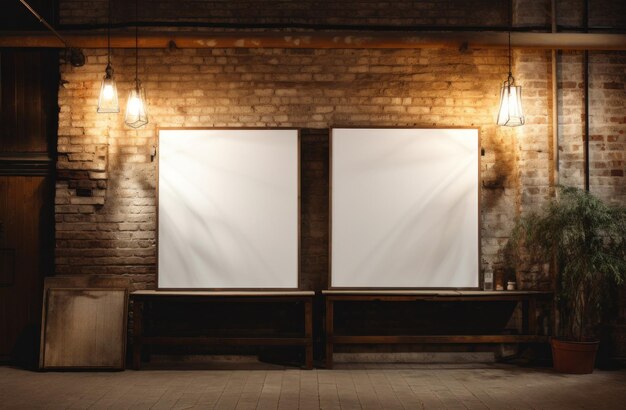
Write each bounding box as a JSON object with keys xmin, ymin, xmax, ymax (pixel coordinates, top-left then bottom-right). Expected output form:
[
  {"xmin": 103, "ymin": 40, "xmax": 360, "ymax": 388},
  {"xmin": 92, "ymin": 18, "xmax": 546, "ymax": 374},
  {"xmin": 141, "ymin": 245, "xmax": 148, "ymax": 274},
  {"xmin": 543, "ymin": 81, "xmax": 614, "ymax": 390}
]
[
  {"xmin": 158, "ymin": 129, "xmax": 299, "ymax": 289},
  {"xmin": 331, "ymin": 128, "xmax": 479, "ymax": 288}
]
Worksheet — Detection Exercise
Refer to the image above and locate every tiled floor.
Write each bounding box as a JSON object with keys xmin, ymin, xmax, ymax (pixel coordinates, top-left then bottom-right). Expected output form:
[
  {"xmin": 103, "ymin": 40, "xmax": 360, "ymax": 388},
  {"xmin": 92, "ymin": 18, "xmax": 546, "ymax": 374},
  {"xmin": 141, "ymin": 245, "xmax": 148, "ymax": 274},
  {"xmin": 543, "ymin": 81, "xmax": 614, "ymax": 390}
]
[{"xmin": 1, "ymin": 363, "xmax": 625, "ymax": 409}]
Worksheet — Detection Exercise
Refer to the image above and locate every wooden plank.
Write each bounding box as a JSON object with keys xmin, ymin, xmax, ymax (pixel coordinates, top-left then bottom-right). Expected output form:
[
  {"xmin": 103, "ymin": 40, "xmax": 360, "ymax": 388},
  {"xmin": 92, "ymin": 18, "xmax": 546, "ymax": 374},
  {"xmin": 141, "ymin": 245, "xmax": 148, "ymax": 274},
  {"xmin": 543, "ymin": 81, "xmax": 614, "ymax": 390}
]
[
  {"xmin": 139, "ymin": 336, "xmax": 311, "ymax": 346},
  {"xmin": 331, "ymin": 335, "xmax": 549, "ymax": 344},
  {"xmin": 326, "ymin": 298, "xmax": 334, "ymax": 369},
  {"xmin": 133, "ymin": 296, "xmax": 313, "ymax": 304},
  {"xmin": 325, "ymin": 295, "xmax": 545, "ymax": 303},
  {"xmin": 132, "ymin": 290, "xmax": 315, "ymax": 297},
  {"xmin": 0, "ymin": 49, "xmax": 57, "ymax": 153},
  {"xmin": 454, "ymin": 290, "xmax": 553, "ymax": 296},
  {"xmin": 41, "ymin": 288, "xmax": 128, "ymax": 369},
  {"xmin": 322, "ymin": 290, "xmax": 552, "ymax": 296},
  {"xmin": 1, "ymin": 30, "xmax": 626, "ymax": 50},
  {"xmin": 132, "ymin": 298, "xmax": 143, "ymax": 370},
  {"xmin": 0, "ymin": 154, "xmax": 54, "ymax": 176},
  {"xmin": 39, "ymin": 276, "xmax": 130, "ymax": 369},
  {"xmin": 46, "ymin": 276, "xmax": 131, "ymax": 289},
  {"xmin": 304, "ymin": 299, "xmax": 313, "ymax": 369},
  {"xmin": 0, "ymin": 175, "xmax": 53, "ymax": 362}
]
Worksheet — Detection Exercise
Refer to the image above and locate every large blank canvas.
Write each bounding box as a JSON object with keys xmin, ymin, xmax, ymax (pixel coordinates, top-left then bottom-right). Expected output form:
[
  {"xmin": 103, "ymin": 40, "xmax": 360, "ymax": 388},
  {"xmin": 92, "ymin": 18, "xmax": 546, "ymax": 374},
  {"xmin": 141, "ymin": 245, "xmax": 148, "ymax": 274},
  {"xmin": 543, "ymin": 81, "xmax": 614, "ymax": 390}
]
[
  {"xmin": 331, "ymin": 128, "xmax": 479, "ymax": 288},
  {"xmin": 158, "ymin": 129, "xmax": 299, "ymax": 289}
]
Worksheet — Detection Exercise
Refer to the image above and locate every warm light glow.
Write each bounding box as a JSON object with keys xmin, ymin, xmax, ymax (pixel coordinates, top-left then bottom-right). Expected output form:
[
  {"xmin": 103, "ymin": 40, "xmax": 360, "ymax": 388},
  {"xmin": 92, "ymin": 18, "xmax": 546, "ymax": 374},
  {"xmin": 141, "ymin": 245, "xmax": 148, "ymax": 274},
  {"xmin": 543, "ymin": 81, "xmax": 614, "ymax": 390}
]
[
  {"xmin": 497, "ymin": 82, "xmax": 524, "ymax": 127},
  {"xmin": 97, "ymin": 69, "xmax": 119, "ymax": 113},
  {"xmin": 102, "ymin": 84, "xmax": 115, "ymax": 100},
  {"xmin": 124, "ymin": 85, "xmax": 148, "ymax": 128},
  {"xmin": 127, "ymin": 94, "xmax": 142, "ymax": 115}
]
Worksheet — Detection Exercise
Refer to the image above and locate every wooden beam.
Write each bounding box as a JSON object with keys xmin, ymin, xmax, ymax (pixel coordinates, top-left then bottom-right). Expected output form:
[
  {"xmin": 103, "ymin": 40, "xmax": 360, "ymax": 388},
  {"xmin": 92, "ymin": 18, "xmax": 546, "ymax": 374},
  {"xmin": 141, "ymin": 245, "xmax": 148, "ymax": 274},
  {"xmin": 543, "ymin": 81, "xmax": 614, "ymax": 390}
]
[
  {"xmin": 139, "ymin": 336, "xmax": 311, "ymax": 346},
  {"xmin": 332, "ymin": 335, "xmax": 550, "ymax": 344},
  {"xmin": 1, "ymin": 30, "xmax": 625, "ymax": 50}
]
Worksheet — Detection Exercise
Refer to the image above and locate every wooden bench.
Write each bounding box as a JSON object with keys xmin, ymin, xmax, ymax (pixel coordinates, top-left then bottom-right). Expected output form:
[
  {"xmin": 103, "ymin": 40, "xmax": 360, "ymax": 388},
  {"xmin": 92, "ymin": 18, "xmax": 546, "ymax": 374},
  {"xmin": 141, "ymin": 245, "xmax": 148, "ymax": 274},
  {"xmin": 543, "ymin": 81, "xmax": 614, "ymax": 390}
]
[
  {"xmin": 323, "ymin": 290, "xmax": 553, "ymax": 369},
  {"xmin": 131, "ymin": 290, "xmax": 315, "ymax": 369}
]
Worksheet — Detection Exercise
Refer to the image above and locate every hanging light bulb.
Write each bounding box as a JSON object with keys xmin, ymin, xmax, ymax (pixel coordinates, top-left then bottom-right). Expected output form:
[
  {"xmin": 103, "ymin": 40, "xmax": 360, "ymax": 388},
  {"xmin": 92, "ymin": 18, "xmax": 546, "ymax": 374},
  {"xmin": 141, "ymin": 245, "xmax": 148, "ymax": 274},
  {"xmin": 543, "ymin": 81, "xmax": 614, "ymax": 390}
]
[
  {"xmin": 97, "ymin": 63, "xmax": 119, "ymax": 113},
  {"xmin": 124, "ymin": 0, "xmax": 148, "ymax": 128},
  {"xmin": 125, "ymin": 81, "xmax": 148, "ymax": 128},
  {"xmin": 497, "ymin": 74, "xmax": 524, "ymax": 126},
  {"xmin": 97, "ymin": 0, "xmax": 119, "ymax": 113},
  {"xmin": 496, "ymin": 32, "xmax": 524, "ymax": 127}
]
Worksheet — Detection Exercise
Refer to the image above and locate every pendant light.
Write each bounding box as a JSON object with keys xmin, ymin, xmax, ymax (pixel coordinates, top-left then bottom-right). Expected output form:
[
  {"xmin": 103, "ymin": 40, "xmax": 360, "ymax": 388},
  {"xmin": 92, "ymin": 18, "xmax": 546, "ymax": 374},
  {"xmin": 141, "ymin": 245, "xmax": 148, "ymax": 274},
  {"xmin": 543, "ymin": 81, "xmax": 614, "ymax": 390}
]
[
  {"xmin": 97, "ymin": 0, "xmax": 119, "ymax": 113},
  {"xmin": 124, "ymin": 0, "xmax": 148, "ymax": 128},
  {"xmin": 496, "ymin": 31, "xmax": 525, "ymax": 127}
]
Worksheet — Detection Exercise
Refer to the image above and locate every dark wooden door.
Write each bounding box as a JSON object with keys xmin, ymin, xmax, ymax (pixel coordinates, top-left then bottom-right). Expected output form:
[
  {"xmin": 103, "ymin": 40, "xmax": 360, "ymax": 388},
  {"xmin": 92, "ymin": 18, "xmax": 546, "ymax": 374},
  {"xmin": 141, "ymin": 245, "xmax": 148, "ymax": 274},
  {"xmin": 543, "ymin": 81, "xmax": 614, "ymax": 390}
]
[{"xmin": 0, "ymin": 49, "xmax": 57, "ymax": 366}]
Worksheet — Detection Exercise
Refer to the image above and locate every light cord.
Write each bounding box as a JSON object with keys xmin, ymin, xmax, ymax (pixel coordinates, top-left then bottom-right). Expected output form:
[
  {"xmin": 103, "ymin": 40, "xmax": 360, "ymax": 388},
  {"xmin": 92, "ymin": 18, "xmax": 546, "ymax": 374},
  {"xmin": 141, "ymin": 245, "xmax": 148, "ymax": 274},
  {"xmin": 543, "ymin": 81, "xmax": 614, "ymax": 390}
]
[
  {"xmin": 107, "ymin": 0, "xmax": 111, "ymax": 66},
  {"xmin": 135, "ymin": 0, "xmax": 139, "ymax": 88}
]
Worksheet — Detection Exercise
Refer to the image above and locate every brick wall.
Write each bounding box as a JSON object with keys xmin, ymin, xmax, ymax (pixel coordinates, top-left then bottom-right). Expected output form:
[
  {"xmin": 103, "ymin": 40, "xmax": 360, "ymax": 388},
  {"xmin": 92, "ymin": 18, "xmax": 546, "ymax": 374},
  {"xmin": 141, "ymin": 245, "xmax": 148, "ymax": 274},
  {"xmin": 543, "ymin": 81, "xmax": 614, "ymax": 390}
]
[
  {"xmin": 54, "ymin": 0, "xmax": 626, "ymax": 355},
  {"xmin": 588, "ymin": 52, "xmax": 626, "ymax": 204},
  {"xmin": 55, "ymin": 46, "xmax": 625, "ymax": 286},
  {"xmin": 557, "ymin": 50, "xmax": 626, "ymax": 204},
  {"xmin": 56, "ymin": 46, "xmax": 519, "ymax": 290}
]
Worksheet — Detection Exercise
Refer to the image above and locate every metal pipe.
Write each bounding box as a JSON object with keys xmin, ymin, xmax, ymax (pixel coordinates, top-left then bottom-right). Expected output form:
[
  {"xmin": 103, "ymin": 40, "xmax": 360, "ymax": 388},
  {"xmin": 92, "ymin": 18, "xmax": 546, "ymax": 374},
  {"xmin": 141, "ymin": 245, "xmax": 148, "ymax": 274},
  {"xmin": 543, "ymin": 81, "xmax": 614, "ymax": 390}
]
[
  {"xmin": 550, "ymin": 0, "xmax": 560, "ymax": 340},
  {"xmin": 52, "ymin": 21, "xmax": 626, "ymax": 34},
  {"xmin": 584, "ymin": 51, "xmax": 590, "ymax": 192},
  {"xmin": 0, "ymin": 30, "xmax": 625, "ymax": 50},
  {"xmin": 17, "ymin": 0, "xmax": 68, "ymax": 48},
  {"xmin": 551, "ymin": 0, "xmax": 559, "ymax": 188},
  {"xmin": 583, "ymin": 0, "xmax": 590, "ymax": 192},
  {"xmin": 17, "ymin": 0, "xmax": 85, "ymax": 66}
]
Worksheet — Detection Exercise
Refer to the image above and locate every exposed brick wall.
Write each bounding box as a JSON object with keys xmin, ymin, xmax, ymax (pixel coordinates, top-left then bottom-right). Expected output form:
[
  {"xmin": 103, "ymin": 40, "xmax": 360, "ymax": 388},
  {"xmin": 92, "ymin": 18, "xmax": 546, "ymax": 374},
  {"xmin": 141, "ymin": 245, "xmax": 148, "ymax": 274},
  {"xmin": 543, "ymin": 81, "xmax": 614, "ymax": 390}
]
[
  {"xmin": 588, "ymin": 52, "xmax": 626, "ymax": 204},
  {"xmin": 510, "ymin": 48, "xmax": 554, "ymax": 289},
  {"xmin": 56, "ymin": 46, "xmax": 519, "ymax": 290},
  {"xmin": 54, "ymin": 0, "xmax": 626, "ymax": 356},
  {"xmin": 556, "ymin": 50, "xmax": 626, "ymax": 204},
  {"xmin": 557, "ymin": 51, "xmax": 586, "ymax": 189}
]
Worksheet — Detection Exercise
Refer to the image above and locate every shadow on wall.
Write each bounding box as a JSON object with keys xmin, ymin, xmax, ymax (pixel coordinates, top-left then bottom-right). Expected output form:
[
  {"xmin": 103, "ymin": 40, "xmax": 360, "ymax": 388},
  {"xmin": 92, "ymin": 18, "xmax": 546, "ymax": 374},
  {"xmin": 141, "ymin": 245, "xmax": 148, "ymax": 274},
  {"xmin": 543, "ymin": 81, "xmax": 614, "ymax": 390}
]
[{"xmin": 481, "ymin": 128, "xmax": 516, "ymax": 210}]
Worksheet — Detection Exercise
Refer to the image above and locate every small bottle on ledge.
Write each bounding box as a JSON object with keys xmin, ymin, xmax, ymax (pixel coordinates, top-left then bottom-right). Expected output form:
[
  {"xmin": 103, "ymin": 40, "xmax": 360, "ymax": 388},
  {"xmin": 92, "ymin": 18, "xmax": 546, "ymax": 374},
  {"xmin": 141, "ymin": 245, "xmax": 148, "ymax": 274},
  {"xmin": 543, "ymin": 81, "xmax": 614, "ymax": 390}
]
[
  {"xmin": 494, "ymin": 267, "xmax": 505, "ymax": 291},
  {"xmin": 483, "ymin": 268, "xmax": 494, "ymax": 291}
]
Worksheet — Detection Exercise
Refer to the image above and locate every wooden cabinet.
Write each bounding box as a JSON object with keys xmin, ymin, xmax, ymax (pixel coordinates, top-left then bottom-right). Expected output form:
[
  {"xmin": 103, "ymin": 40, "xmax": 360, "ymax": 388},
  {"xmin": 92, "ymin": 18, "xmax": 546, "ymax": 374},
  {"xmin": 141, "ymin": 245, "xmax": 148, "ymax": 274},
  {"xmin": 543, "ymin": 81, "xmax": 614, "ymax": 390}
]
[{"xmin": 0, "ymin": 49, "xmax": 57, "ymax": 365}]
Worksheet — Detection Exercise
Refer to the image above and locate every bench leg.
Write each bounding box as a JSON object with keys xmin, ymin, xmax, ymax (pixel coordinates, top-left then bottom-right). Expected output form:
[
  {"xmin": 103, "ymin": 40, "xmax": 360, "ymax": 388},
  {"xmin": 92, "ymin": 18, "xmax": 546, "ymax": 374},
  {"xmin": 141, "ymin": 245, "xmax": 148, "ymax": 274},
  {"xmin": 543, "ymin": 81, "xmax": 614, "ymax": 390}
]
[
  {"xmin": 528, "ymin": 297, "xmax": 537, "ymax": 335},
  {"xmin": 304, "ymin": 299, "xmax": 313, "ymax": 369},
  {"xmin": 132, "ymin": 299, "xmax": 143, "ymax": 370},
  {"xmin": 325, "ymin": 298, "xmax": 334, "ymax": 369}
]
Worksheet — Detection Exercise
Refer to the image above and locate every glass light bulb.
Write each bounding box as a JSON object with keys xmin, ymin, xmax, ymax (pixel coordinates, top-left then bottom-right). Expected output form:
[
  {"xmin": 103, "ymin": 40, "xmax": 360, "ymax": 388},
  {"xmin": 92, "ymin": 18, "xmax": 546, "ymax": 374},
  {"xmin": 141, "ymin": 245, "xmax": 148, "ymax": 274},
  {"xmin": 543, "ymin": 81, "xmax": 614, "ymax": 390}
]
[
  {"xmin": 128, "ymin": 95, "xmax": 141, "ymax": 115},
  {"xmin": 496, "ymin": 83, "xmax": 524, "ymax": 127},
  {"xmin": 97, "ymin": 69, "xmax": 119, "ymax": 113},
  {"xmin": 102, "ymin": 84, "xmax": 114, "ymax": 100},
  {"xmin": 124, "ymin": 85, "xmax": 148, "ymax": 128}
]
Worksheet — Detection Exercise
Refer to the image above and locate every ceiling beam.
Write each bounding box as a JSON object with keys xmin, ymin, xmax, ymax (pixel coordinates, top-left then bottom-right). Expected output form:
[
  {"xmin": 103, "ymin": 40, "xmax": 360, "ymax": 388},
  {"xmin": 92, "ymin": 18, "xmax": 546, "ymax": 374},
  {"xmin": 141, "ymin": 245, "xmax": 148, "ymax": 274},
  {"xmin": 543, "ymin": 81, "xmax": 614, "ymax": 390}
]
[{"xmin": 1, "ymin": 30, "xmax": 625, "ymax": 50}]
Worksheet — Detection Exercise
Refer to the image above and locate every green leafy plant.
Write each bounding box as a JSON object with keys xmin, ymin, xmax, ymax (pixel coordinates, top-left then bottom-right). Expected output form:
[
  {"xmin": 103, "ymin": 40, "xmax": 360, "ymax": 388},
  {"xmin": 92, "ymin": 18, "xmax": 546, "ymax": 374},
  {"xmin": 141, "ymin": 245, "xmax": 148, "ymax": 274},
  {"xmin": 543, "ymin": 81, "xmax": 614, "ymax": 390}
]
[{"xmin": 505, "ymin": 186, "xmax": 626, "ymax": 341}]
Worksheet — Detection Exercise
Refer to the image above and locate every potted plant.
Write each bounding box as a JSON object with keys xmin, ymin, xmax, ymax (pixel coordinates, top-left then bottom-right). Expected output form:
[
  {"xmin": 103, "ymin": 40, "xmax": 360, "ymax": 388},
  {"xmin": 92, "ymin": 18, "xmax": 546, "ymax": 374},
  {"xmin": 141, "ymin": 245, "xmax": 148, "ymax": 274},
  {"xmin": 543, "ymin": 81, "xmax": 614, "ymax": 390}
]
[{"xmin": 505, "ymin": 186, "xmax": 626, "ymax": 373}]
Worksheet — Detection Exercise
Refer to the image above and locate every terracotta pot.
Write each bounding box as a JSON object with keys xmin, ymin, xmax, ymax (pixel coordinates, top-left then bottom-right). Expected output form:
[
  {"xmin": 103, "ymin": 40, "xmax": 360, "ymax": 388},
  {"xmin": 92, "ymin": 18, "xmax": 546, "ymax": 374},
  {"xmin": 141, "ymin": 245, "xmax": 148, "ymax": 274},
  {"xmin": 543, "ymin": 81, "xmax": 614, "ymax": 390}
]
[{"xmin": 551, "ymin": 338, "xmax": 599, "ymax": 374}]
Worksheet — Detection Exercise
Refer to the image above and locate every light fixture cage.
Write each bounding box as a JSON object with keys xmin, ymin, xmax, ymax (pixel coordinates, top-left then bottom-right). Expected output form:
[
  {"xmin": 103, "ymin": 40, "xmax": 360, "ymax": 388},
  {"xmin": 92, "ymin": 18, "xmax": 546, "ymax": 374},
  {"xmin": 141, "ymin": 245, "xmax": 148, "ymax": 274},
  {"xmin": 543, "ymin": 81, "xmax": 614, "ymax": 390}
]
[
  {"xmin": 97, "ymin": 64, "xmax": 120, "ymax": 113},
  {"xmin": 497, "ymin": 75, "xmax": 525, "ymax": 127},
  {"xmin": 124, "ymin": 81, "xmax": 148, "ymax": 128}
]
